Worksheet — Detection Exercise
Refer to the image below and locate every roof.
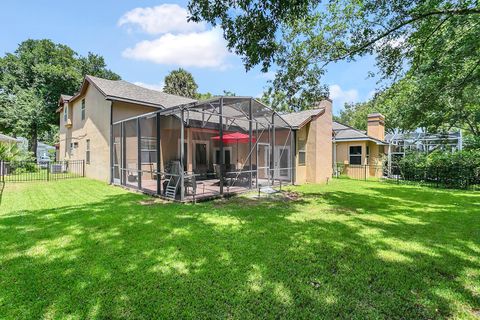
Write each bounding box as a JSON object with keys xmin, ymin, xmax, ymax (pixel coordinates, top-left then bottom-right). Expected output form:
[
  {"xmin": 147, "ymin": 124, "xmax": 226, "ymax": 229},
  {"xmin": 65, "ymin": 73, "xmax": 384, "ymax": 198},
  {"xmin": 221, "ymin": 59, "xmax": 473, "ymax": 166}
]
[
  {"xmin": 333, "ymin": 121, "xmax": 387, "ymax": 145},
  {"xmin": 59, "ymin": 75, "xmax": 196, "ymax": 111},
  {"xmin": 385, "ymin": 131, "xmax": 461, "ymax": 142},
  {"xmin": 281, "ymin": 108, "xmax": 325, "ymax": 129},
  {"xmin": 60, "ymin": 94, "xmax": 72, "ymax": 101},
  {"xmin": 0, "ymin": 133, "xmax": 19, "ymax": 143}
]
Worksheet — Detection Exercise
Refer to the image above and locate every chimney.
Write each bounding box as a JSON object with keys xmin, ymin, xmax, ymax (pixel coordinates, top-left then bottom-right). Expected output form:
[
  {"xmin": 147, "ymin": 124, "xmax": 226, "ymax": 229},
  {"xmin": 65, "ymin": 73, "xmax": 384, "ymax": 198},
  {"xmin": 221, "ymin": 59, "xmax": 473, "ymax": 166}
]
[{"xmin": 367, "ymin": 113, "xmax": 385, "ymax": 141}]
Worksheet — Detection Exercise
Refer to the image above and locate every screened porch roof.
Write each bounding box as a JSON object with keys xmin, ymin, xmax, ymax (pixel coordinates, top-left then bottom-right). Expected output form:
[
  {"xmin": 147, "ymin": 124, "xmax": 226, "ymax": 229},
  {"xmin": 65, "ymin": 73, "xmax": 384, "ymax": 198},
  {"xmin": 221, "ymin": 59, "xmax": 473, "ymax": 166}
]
[{"xmin": 113, "ymin": 96, "xmax": 293, "ymax": 130}]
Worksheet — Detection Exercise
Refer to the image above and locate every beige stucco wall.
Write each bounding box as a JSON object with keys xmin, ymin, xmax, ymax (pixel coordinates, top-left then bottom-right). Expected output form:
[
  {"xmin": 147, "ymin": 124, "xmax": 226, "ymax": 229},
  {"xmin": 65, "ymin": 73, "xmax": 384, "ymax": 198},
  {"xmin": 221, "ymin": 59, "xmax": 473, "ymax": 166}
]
[
  {"xmin": 293, "ymin": 100, "xmax": 333, "ymax": 185},
  {"xmin": 334, "ymin": 140, "xmax": 386, "ymax": 178},
  {"xmin": 58, "ymin": 83, "xmax": 158, "ymax": 183},
  {"xmin": 59, "ymin": 83, "xmax": 111, "ymax": 182}
]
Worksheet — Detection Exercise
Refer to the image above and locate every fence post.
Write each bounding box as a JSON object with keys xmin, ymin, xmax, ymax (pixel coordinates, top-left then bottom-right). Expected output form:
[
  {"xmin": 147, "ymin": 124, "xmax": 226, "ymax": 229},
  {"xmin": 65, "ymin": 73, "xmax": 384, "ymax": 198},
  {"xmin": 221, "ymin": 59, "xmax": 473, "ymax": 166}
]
[
  {"xmin": 47, "ymin": 161, "xmax": 50, "ymax": 181},
  {"xmin": 83, "ymin": 160, "xmax": 85, "ymax": 177},
  {"xmin": 364, "ymin": 165, "xmax": 367, "ymax": 181}
]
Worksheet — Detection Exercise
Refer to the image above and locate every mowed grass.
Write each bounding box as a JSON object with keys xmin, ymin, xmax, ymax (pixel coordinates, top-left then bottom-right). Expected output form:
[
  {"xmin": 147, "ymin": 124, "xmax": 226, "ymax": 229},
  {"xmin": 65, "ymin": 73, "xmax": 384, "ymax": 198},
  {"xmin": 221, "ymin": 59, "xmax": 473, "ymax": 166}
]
[{"xmin": 0, "ymin": 179, "xmax": 479, "ymax": 319}]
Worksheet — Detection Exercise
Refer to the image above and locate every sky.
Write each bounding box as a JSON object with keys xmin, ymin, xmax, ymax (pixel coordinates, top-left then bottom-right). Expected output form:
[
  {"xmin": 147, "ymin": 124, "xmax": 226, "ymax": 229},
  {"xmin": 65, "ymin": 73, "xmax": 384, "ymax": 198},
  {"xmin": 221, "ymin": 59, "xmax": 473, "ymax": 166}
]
[{"xmin": 0, "ymin": 0, "xmax": 379, "ymax": 115}]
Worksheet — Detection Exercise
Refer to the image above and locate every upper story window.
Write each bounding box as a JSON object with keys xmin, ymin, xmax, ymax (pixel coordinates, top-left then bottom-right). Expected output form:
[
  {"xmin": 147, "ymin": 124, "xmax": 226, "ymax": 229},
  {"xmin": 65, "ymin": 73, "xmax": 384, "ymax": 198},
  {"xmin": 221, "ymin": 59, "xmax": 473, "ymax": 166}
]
[
  {"xmin": 63, "ymin": 105, "xmax": 68, "ymax": 122},
  {"xmin": 81, "ymin": 99, "xmax": 86, "ymax": 120},
  {"xmin": 349, "ymin": 146, "xmax": 362, "ymax": 165}
]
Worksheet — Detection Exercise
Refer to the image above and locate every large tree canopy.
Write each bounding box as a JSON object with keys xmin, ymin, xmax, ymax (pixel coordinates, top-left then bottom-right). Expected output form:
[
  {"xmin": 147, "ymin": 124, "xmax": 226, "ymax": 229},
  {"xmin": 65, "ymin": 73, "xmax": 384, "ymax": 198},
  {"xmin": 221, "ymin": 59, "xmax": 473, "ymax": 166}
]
[
  {"xmin": 163, "ymin": 68, "xmax": 199, "ymax": 99},
  {"xmin": 188, "ymin": 0, "xmax": 480, "ymax": 135},
  {"xmin": 0, "ymin": 39, "xmax": 120, "ymax": 155}
]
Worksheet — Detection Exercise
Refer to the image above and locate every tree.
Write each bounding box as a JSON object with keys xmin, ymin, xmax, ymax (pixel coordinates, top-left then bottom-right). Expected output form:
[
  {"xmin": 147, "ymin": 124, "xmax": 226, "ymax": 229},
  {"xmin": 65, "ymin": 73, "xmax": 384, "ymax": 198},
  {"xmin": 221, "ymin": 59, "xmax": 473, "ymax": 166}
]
[
  {"xmin": 163, "ymin": 68, "xmax": 198, "ymax": 99},
  {"xmin": 0, "ymin": 39, "xmax": 120, "ymax": 156},
  {"xmin": 0, "ymin": 88, "xmax": 49, "ymax": 156},
  {"xmin": 188, "ymin": 0, "xmax": 480, "ymax": 121}
]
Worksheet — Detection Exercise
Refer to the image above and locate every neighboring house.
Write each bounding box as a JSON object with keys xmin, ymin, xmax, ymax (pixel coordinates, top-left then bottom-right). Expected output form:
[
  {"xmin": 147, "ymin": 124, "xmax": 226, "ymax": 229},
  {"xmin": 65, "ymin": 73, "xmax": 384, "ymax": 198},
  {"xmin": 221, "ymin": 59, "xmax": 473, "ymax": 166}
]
[
  {"xmin": 385, "ymin": 131, "xmax": 462, "ymax": 163},
  {"xmin": 15, "ymin": 137, "xmax": 55, "ymax": 160},
  {"xmin": 0, "ymin": 133, "xmax": 20, "ymax": 145},
  {"xmin": 58, "ymin": 75, "xmax": 333, "ymax": 200},
  {"xmin": 333, "ymin": 113, "xmax": 388, "ymax": 177}
]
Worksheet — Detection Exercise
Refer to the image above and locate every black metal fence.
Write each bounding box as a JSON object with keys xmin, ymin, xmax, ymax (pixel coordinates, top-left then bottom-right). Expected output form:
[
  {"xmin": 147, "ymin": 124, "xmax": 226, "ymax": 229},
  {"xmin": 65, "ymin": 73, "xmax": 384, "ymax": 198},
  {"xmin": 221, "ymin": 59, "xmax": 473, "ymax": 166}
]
[
  {"xmin": 334, "ymin": 163, "xmax": 479, "ymax": 190},
  {"xmin": 0, "ymin": 160, "xmax": 85, "ymax": 183}
]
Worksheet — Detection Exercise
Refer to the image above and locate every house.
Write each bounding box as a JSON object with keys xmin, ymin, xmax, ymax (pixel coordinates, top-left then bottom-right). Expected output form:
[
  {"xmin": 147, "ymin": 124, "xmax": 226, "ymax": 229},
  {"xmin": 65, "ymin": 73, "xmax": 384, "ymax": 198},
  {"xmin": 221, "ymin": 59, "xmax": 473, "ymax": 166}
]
[
  {"xmin": 15, "ymin": 137, "xmax": 55, "ymax": 160},
  {"xmin": 58, "ymin": 75, "xmax": 333, "ymax": 201},
  {"xmin": 0, "ymin": 133, "xmax": 20, "ymax": 145},
  {"xmin": 333, "ymin": 113, "xmax": 388, "ymax": 178},
  {"xmin": 385, "ymin": 131, "xmax": 462, "ymax": 165},
  {"xmin": 57, "ymin": 75, "xmax": 194, "ymax": 182}
]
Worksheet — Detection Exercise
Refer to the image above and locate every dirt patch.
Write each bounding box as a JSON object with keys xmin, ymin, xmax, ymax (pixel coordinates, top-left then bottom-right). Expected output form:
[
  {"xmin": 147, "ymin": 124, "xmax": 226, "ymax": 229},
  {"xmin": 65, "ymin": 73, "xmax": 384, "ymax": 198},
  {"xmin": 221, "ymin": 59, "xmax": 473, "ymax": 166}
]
[{"xmin": 139, "ymin": 198, "xmax": 169, "ymax": 205}]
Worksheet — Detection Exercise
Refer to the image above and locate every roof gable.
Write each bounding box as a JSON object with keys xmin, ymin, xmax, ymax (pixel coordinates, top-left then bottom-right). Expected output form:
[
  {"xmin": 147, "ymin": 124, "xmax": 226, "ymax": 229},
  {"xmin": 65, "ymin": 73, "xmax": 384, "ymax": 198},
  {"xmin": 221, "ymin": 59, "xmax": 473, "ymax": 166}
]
[
  {"xmin": 281, "ymin": 108, "xmax": 325, "ymax": 129},
  {"xmin": 333, "ymin": 121, "xmax": 387, "ymax": 144},
  {"xmin": 65, "ymin": 75, "xmax": 196, "ymax": 110}
]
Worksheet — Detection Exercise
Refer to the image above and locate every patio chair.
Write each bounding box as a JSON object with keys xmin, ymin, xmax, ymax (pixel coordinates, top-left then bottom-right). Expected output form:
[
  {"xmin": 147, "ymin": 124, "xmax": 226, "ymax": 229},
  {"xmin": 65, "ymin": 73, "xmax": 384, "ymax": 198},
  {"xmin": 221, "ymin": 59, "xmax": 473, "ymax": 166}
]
[
  {"xmin": 127, "ymin": 163, "xmax": 138, "ymax": 182},
  {"xmin": 164, "ymin": 161, "xmax": 181, "ymax": 199},
  {"xmin": 184, "ymin": 173, "xmax": 205, "ymax": 196},
  {"xmin": 213, "ymin": 164, "xmax": 231, "ymax": 186}
]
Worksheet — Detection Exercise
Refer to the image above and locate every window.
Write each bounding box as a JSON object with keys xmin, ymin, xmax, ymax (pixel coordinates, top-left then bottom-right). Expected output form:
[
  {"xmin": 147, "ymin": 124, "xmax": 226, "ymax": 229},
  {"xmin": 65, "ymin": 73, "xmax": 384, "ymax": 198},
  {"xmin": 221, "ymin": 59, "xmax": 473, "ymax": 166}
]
[
  {"xmin": 215, "ymin": 148, "xmax": 231, "ymax": 165},
  {"xmin": 86, "ymin": 139, "xmax": 90, "ymax": 164},
  {"xmin": 63, "ymin": 105, "xmax": 68, "ymax": 122},
  {"xmin": 349, "ymin": 146, "xmax": 362, "ymax": 165},
  {"xmin": 81, "ymin": 99, "xmax": 86, "ymax": 120},
  {"xmin": 366, "ymin": 146, "xmax": 370, "ymax": 164},
  {"xmin": 140, "ymin": 137, "xmax": 156, "ymax": 163},
  {"xmin": 298, "ymin": 138, "xmax": 306, "ymax": 166}
]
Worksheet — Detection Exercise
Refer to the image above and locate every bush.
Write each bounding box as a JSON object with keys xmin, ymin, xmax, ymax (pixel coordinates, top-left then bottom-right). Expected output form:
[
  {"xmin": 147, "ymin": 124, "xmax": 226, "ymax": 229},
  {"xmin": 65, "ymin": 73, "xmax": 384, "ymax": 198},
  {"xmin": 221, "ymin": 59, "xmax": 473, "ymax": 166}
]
[{"xmin": 396, "ymin": 150, "xmax": 480, "ymax": 189}]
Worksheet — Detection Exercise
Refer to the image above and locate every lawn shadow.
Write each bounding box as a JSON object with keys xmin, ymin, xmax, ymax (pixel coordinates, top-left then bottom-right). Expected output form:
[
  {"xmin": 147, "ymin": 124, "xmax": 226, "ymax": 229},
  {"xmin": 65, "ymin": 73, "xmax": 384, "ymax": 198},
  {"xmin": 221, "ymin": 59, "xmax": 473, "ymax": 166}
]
[{"xmin": 0, "ymin": 181, "xmax": 479, "ymax": 318}]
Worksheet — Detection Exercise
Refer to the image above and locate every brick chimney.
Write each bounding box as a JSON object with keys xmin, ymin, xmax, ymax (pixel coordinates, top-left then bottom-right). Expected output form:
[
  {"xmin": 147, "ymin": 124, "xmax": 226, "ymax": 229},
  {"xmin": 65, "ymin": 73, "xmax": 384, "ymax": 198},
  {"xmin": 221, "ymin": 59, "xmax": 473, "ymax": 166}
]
[{"xmin": 367, "ymin": 113, "xmax": 385, "ymax": 141}]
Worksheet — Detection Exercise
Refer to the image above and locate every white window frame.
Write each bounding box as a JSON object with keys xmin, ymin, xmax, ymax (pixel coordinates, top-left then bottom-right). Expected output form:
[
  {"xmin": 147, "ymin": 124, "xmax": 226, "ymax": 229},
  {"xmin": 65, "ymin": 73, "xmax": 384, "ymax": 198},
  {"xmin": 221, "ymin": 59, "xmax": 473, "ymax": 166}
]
[
  {"xmin": 298, "ymin": 138, "xmax": 306, "ymax": 166},
  {"xmin": 81, "ymin": 99, "xmax": 86, "ymax": 121},
  {"xmin": 213, "ymin": 147, "xmax": 233, "ymax": 165},
  {"xmin": 349, "ymin": 145, "xmax": 362, "ymax": 165},
  {"xmin": 63, "ymin": 105, "xmax": 68, "ymax": 122},
  {"xmin": 86, "ymin": 139, "xmax": 91, "ymax": 164}
]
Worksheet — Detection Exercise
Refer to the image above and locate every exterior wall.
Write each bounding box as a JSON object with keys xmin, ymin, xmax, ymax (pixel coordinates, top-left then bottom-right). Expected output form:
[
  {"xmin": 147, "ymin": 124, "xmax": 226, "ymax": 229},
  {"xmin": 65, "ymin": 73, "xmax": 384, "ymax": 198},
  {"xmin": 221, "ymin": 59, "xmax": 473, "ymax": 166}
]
[
  {"xmin": 334, "ymin": 140, "xmax": 386, "ymax": 178},
  {"xmin": 111, "ymin": 101, "xmax": 157, "ymax": 123},
  {"xmin": 367, "ymin": 113, "xmax": 385, "ymax": 141},
  {"xmin": 59, "ymin": 83, "xmax": 112, "ymax": 182},
  {"xmin": 294, "ymin": 99, "xmax": 333, "ymax": 185}
]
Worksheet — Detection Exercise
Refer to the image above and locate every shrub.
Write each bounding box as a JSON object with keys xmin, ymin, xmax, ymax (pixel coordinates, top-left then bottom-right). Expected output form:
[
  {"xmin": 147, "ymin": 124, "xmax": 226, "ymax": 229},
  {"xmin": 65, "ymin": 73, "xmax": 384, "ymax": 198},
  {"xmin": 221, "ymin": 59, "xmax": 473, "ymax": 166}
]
[{"xmin": 396, "ymin": 150, "xmax": 480, "ymax": 189}]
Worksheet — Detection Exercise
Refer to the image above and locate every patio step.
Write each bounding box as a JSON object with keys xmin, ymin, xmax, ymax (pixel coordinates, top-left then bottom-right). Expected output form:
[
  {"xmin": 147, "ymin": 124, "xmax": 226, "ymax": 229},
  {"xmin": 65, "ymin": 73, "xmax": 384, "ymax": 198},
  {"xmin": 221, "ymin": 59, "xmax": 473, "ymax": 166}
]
[{"xmin": 165, "ymin": 186, "xmax": 177, "ymax": 199}]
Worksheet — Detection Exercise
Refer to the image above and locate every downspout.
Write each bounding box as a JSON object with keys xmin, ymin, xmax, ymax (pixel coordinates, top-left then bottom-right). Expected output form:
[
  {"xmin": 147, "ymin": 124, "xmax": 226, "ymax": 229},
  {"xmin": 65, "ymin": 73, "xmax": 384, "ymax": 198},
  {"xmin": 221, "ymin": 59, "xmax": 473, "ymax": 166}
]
[{"xmin": 109, "ymin": 101, "xmax": 113, "ymax": 184}]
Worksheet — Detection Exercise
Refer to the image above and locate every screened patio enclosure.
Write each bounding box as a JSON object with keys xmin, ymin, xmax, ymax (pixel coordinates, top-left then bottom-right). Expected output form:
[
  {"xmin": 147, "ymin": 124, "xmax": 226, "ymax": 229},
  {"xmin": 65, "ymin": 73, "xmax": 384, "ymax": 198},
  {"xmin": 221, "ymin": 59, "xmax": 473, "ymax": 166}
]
[{"xmin": 112, "ymin": 97, "xmax": 294, "ymax": 201}]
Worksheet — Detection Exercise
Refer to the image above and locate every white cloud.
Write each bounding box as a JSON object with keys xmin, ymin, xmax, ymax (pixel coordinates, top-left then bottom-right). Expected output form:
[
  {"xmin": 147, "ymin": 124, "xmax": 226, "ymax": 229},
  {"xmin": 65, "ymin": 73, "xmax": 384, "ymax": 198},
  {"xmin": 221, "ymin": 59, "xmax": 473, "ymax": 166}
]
[
  {"xmin": 133, "ymin": 81, "xmax": 164, "ymax": 92},
  {"xmin": 329, "ymin": 84, "xmax": 359, "ymax": 114},
  {"xmin": 118, "ymin": 4, "xmax": 205, "ymax": 34},
  {"xmin": 122, "ymin": 28, "xmax": 230, "ymax": 68}
]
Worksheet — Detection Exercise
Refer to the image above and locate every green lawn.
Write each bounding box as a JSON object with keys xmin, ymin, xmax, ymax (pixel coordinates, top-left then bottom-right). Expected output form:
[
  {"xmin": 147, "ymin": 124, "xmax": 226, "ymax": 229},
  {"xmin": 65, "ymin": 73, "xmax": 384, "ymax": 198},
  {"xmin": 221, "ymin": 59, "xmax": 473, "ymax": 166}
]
[{"xmin": 0, "ymin": 179, "xmax": 479, "ymax": 319}]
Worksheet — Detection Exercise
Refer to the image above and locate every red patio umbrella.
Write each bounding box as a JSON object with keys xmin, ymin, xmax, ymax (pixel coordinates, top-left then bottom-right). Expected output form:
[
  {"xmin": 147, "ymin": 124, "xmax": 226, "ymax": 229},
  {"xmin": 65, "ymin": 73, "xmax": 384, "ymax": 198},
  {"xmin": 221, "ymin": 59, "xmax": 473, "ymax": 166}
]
[{"xmin": 211, "ymin": 132, "xmax": 256, "ymax": 164}]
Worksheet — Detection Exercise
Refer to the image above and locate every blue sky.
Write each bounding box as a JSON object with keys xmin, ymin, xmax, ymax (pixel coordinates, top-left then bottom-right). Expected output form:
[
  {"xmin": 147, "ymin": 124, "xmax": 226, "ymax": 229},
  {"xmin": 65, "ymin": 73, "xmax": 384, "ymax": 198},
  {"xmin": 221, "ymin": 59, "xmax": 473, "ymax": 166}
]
[{"xmin": 0, "ymin": 0, "xmax": 378, "ymax": 114}]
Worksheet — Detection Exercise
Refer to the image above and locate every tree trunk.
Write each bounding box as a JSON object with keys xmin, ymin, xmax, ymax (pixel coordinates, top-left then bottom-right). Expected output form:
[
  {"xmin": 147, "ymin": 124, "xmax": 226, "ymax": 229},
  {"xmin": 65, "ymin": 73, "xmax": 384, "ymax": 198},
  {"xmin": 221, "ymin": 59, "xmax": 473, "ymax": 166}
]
[{"xmin": 29, "ymin": 130, "xmax": 37, "ymax": 161}]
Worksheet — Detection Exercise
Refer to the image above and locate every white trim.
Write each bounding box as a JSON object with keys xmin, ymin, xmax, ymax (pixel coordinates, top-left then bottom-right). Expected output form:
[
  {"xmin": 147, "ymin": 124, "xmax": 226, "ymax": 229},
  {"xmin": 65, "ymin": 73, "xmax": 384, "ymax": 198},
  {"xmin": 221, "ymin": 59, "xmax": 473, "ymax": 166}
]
[
  {"xmin": 348, "ymin": 145, "xmax": 362, "ymax": 165},
  {"xmin": 213, "ymin": 147, "xmax": 233, "ymax": 165},
  {"xmin": 335, "ymin": 137, "xmax": 387, "ymax": 145},
  {"xmin": 274, "ymin": 145, "xmax": 291, "ymax": 180}
]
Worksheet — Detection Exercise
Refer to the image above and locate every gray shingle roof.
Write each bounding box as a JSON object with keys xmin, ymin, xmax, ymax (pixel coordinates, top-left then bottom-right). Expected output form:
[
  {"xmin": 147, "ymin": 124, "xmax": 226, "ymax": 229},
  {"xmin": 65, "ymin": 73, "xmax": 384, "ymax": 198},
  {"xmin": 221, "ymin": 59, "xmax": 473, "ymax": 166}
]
[
  {"xmin": 333, "ymin": 121, "xmax": 386, "ymax": 144},
  {"xmin": 281, "ymin": 109, "xmax": 324, "ymax": 128},
  {"xmin": 85, "ymin": 75, "xmax": 196, "ymax": 108}
]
